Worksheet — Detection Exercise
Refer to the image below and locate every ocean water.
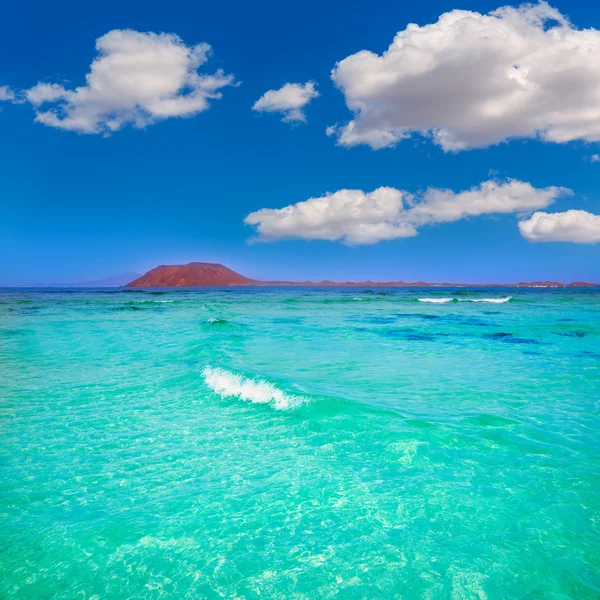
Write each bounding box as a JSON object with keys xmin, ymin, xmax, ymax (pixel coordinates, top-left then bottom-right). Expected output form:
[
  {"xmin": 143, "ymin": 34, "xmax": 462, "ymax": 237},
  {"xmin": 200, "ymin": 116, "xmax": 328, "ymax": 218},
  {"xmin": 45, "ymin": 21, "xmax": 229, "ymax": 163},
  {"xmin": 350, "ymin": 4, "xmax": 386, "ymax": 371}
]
[{"xmin": 1, "ymin": 286, "xmax": 599, "ymax": 599}]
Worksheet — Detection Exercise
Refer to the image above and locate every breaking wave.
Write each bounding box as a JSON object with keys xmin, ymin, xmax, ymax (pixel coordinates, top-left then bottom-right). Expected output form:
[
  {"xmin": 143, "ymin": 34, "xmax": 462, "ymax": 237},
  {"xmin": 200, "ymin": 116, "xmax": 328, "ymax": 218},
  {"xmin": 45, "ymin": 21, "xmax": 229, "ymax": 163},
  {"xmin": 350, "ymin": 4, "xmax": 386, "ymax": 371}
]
[
  {"xmin": 461, "ymin": 297, "xmax": 512, "ymax": 304},
  {"xmin": 418, "ymin": 298, "xmax": 454, "ymax": 304},
  {"xmin": 202, "ymin": 367, "xmax": 304, "ymax": 410},
  {"xmin": 418, "ymin": 297, "xmax": 512, "ymax": 304}
]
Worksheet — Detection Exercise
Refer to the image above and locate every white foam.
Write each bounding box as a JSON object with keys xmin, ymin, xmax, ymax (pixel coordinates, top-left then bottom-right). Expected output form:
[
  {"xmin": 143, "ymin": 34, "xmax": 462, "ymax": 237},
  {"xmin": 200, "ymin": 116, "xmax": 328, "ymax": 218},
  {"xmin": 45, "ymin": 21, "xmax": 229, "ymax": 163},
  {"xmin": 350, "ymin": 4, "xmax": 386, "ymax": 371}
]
[
  {"xmin": 418, "ymin": 298, "xmax": 454, "ymax": 303},
  {"xmin": 462, "ymin": 297, "xmax": 512, "ymax": 304},
  {"xmin": 203, "ymin": 367, "xmax": 303, "ymax": 410}
]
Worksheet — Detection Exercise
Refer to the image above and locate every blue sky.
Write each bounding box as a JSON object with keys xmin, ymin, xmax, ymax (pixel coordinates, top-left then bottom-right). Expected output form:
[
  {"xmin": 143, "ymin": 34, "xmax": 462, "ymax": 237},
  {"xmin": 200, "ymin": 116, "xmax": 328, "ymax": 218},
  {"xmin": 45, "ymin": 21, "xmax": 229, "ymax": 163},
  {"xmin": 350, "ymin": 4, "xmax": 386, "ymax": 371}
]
[{"xmin": 1, "ymin": 0, "xmax": 599, "ymax": 285}]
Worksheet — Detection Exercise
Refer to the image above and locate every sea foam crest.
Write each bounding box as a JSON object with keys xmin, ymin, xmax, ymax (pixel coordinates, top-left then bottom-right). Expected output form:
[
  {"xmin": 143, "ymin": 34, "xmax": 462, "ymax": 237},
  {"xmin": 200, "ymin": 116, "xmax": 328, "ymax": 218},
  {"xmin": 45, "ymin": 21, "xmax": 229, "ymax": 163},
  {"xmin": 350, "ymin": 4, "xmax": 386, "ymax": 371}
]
[
  {"xmin": 461, "ymin": 297, "xmax": 512, "ymax": 304},
  {"xmin": 418, "ymin": 298, "xmax": 454, "ymax": 303},
  {"xmin": 418, "ymin": 296, "xmax": 512, "ymax": 304},
  {"xmin": 203, "ymin": 367, "xmax": 303, "ymax": 410}
]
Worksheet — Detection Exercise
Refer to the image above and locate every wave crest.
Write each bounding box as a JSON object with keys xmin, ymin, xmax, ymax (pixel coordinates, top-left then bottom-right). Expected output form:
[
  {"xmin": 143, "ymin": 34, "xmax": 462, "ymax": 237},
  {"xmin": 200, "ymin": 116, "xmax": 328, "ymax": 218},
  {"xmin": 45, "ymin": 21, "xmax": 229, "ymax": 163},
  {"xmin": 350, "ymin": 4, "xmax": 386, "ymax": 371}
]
[
  {"xmin": 462, "ymin": 297, "xmax": 512, "ymax": 304},
  {"xmin": 418, "ymin": 296, "xmax": 512, "ymax": 304},
  {"xmin": 203, "ymin": 367, "xmax": 304, "ymax": 410}
]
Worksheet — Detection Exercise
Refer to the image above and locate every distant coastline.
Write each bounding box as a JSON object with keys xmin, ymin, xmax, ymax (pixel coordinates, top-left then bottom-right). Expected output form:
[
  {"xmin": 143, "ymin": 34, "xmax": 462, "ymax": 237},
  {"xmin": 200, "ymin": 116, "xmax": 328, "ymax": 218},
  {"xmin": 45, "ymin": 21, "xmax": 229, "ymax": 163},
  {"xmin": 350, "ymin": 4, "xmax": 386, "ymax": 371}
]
[{"xmin": 125, "ymin": 262, "xmax": 597, "ymax": 288}]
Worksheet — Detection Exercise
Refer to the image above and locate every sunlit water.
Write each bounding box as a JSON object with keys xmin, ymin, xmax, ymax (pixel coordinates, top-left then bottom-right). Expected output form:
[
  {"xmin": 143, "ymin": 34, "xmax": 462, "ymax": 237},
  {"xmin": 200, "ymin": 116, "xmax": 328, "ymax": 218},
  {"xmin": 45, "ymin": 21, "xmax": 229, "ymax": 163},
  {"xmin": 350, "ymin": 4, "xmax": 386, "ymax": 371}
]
[{"xmin": 1, "ymin": 287, "xmax": 599, "ymax": 599}]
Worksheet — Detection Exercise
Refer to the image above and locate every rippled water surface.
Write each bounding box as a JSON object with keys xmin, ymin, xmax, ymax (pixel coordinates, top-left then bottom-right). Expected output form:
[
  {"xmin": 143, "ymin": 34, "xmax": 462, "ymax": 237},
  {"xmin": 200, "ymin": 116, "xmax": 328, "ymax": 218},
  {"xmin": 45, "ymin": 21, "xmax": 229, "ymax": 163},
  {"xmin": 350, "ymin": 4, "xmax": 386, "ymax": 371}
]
[{"xmin": 1, "ymin": 286, "xmax": 599, "ymax": 599}]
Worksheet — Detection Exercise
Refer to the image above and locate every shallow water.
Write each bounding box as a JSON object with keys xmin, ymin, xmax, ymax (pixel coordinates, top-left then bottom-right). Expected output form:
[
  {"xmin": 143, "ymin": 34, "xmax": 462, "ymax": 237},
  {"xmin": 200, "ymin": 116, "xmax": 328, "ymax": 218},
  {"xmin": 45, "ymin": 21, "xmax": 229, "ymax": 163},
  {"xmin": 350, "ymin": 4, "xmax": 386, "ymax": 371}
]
[{"xmin": 1, "ymin": 286, "xmax": 599, "ymax": 598}]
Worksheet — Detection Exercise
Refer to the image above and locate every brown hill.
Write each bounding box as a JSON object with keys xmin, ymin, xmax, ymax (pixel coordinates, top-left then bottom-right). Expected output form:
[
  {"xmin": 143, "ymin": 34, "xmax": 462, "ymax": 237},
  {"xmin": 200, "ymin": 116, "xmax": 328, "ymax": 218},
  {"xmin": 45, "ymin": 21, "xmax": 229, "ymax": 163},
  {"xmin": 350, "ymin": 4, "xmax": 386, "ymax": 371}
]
[
  {"xmin": 126, "ymin": 263, "xmax": 255, "ymax": 287},
  {"xmin": 125, "ymin": 263, "xmax": 597, "ymax": 288}
]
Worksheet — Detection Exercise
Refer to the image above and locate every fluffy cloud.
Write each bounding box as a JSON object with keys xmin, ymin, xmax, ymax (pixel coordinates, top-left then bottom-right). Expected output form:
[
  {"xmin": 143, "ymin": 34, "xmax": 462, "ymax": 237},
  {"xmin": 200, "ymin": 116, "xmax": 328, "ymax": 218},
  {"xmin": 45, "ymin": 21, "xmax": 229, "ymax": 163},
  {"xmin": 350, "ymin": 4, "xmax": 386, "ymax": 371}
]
[
  {"xmin": 252, "ymin": 82, "xmax": 319, "ymax": 123},
  {"xmin": 245, "ymin": 179, "xmax": 570, "ymax": 245},
  {"xmin": 590, "ymin": 154, "xmax": 600, "ymax": 163},
  {"xmin": 0, "ymin": 86, "xmax": 15, "ymax": 102},
  {"xmin": 247, "ymin": 187, "xmax": 417, "ymax": 244},
  {"xmin": 329, "ymin": 2, "xmax": 600, "ymax": 151},
  {"xmin": 25, "ymin": 30, "xmax": 234, "ymax": 134},
  {"xmin": 519, "ymin": 210, "xmax": 600, "ymax": 243}
]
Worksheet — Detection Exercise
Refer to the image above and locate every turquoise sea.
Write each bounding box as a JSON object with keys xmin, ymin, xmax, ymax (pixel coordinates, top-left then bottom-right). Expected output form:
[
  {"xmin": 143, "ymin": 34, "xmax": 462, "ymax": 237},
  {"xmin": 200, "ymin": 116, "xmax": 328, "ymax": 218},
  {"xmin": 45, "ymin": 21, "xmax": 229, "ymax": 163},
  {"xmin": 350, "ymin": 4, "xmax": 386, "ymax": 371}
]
[{"xmin": 1, "ymin": 286, "xmax": 599, "ymax": 599}]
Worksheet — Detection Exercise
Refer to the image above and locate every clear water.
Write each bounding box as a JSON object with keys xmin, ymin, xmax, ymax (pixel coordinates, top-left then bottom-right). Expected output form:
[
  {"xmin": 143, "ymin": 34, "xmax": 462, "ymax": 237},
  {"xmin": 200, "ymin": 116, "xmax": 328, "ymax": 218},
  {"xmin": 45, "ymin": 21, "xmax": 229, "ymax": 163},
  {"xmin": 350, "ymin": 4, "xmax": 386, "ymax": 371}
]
[{"xmin": 1, "ymin": 287, "xmax": 599, "ymax": 599}]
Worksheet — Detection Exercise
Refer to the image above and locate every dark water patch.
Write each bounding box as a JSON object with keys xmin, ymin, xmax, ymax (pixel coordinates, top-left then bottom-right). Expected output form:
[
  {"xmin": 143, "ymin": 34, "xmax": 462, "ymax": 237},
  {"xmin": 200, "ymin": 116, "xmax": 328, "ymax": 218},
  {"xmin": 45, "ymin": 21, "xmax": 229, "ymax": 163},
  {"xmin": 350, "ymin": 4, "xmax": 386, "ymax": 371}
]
[
  {"xmin": 504, "ymin": 337, "xmax": 540, "ymax": 345},
  {"xmin": 522, "ymin": 350, "xmax": 542, "ymax": 356},
  {"xmin": 114, "ymin": 301, "xmax": 172, "ymax": 311},
  {"xmin": 458, "ymin": 317, "xmax": 492, "ymax": 327},
  {"xmin": 580, "ymin": 351, "xmax": 600, "ymax": 359},
  {"xmin": 0, "ymin": 329, "xmax": 24, "ymax": 337},
  {"xmin": 346, "ymin": 315, "xmax": 396, "ymax": 325},
  {"xmin": 396, "ymin": 312, "xmax": 493, "ymax": 327},
  {"xmin": 553, "ymin": 331, "xmax": 586, "ymax": 338},
  {"xmin": 271, "ymin": 317, "xmax": 303, "ymax": 325},
  {"xmin": 379, "ymin": 328, "xmax": 435, "ymax": 341},
  {"xmin": 404, "ymin": 333, "xmax": 436, "ymax": 341},
  {"xmin": 353, "ymin": 326, "xmax": 369, "ymax": 333},
  {"xmin": 482, "ymin": 311, "xmax": 502, "ymax": 315},
  {"xmin": 362, "ymin": 290, "xmax": 394, "ymax": 296},
  {"xmin": 17, "ymin": 306, "xmax": 42, "ymax": 315},
  {"xmin": 353, "ymin": 326, "xmax": 436, "ymax": 341},
  {"xmin": 393, "ymin": 313, "xmax": 436, "ymax": 320},
  {"xmin": 364, "ymin": 316, "xmax": 397, "ymax": 325},
  {"xmin": 483, "ymin": 331, "xmax": 540, "ymax": 345},
  {"xmin": 557, "ymin": 317, "xmax": 577, "ymax": 322}
]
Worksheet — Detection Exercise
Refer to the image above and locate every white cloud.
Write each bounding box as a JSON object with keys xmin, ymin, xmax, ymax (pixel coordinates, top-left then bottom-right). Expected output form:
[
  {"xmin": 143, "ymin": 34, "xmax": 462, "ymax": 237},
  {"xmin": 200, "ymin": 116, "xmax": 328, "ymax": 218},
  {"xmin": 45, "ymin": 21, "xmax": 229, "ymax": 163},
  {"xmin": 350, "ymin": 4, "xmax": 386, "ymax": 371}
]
[
  {"xmin": 245, "ymin": 179, "xmax": 570, "ymax": 245},
  {"xmin": 0, "ymin": 86, "xmax": 15, "ymax": 102},
  {"xmin": 25, "ymin": 30, "xmax": 234, "ymax": 134},
  {"xmin": 252, "ymin": 82, "xmax": 319, "ymax": 123},
  {"xmin": 589, "ymin": 154, "xmax": 600, "ymax": 163},
  {"xmin": 330, "ymin": 2, "xmax": 600, "ymax": 151},
  {"xmin": 247, "ymin": 187, "xmax": 417, "ymax": 244},
  {"xmin": 519, "ymin": 210, "xmax": 600, "ymax": 243}
]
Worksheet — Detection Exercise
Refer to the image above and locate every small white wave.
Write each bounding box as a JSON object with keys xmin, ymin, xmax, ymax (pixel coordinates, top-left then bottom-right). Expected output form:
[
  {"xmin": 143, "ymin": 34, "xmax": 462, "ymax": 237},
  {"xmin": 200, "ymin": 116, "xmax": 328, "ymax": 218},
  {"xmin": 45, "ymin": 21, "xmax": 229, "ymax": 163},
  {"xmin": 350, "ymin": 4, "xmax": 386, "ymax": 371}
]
[
  {"xmin": 462, "ymin": 297, "xmax": 512, "ymax": 304},
  {"xmin": 203, "ymin": 367, "xmax": 304, "ymax": 410},
  {"xmin": 418, "ymin": 298, "xmax": 454, "ymax": 303}
]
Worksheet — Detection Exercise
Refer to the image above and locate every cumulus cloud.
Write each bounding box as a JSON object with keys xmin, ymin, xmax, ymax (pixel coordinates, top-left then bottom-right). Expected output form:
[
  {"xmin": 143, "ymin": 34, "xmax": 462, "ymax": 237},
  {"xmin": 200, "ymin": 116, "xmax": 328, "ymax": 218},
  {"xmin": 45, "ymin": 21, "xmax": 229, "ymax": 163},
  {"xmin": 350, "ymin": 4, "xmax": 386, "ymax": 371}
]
[
  {"xmin": 25, "ymin": 30, "xmax": 234, "ymax": 134},
  {"xmin": 252, "ymin": 82, "xmax": 319, "ymax": 123},
  {"xmin": 329, "ymin": 2, "xmax": 600, "ymax": 151},
  {"xmin": 589, "ymin": 154, "xmax": 600, "ymax": 163},
  {"xmin": 245, "ymin": 179, "xmax": 571, "ymax": 245},
  {"xmin": 0, "ymin": 86, "xmax": 15, "ymax": 102},
  {"xmin": 247, "ymin": 187, "xmax": 417, "ymax": 244},
  {"xmin": 519, "ymin": 210, "xmax": 600, "ymax": 243}
]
